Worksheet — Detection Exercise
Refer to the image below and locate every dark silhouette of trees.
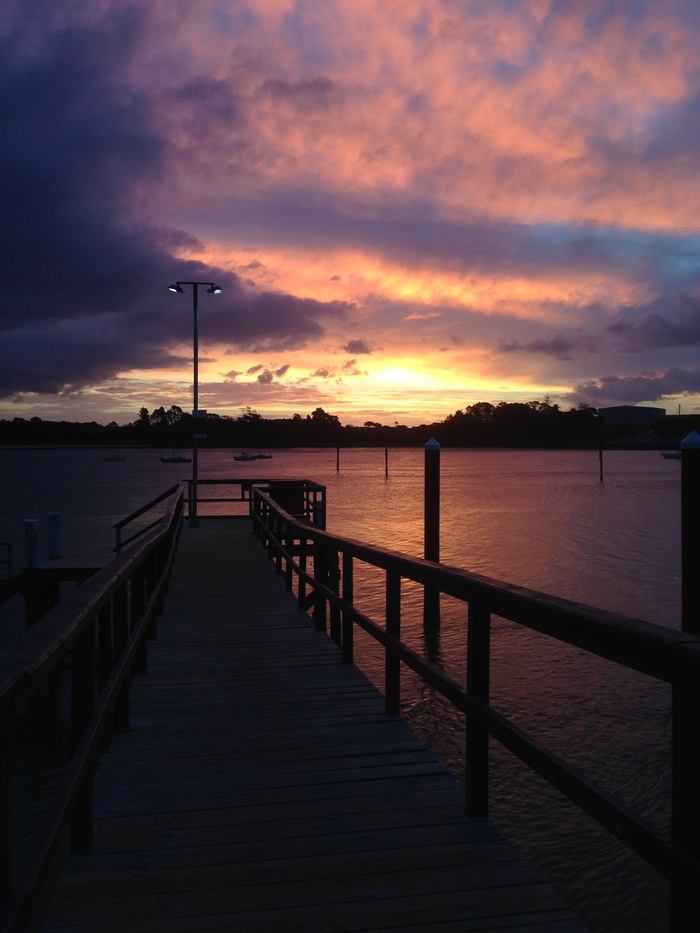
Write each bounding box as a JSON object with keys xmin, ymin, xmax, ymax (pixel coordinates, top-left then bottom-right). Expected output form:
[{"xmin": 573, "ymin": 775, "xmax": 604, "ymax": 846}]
[{"xmin": 5, "ymin": 398, "xmax": 668, "ymax": 449}]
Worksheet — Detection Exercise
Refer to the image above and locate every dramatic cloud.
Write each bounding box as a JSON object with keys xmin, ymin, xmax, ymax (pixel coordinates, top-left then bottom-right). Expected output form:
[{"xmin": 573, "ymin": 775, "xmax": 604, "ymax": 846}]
[
  {"xmin": 2, "ymin": 0, "xmax": 700, "ymax": 424},
  {"xmin": 570, "ymin": 368, "xmax": 700, "ymax": 406},
  {"xmin": 343, "ymin": 339, "xmax": 372, "ymax": 355},
  {"xmin": 607, "ymin": 295, "xmax": 700, "ymax": 351}
]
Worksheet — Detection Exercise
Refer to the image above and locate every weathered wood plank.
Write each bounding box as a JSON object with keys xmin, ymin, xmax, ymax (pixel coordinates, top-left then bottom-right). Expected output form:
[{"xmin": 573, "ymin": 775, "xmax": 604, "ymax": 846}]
[{"xmin": 39, "ymin": 517, "xmax": 587, "ymax": 932}]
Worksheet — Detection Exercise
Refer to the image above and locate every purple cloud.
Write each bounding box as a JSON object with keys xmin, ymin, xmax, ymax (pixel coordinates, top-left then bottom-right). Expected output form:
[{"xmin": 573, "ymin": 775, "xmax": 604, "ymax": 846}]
[
  {"xmin": 498, "ymin": 333, "xmax": 601, "ymax": 360},
  {"xmin": 343, "ymin": 339, "xmax": 372, "ymax": 354}
]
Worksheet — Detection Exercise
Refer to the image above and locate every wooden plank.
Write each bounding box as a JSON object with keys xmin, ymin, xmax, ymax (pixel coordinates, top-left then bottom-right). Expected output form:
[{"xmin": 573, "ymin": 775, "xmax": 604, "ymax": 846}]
[{"xmin": 38, "ymin": 518, "xmax": 587, "ymax": 932}]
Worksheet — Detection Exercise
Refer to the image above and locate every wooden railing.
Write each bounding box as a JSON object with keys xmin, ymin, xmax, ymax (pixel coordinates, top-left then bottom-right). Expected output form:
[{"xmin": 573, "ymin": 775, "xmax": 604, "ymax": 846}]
[
  {"xmin": 114, "ymin": 483, "xmax": 181, "ymax": 554},
  {"xmin": 251, "ymin": 486, "xmax": 700, "ymax": 933},
  {"xmin": 0, "ymin": 484, "xmax": 185, "ymax": 933},
  {"xmin": 184, "ymin": 477, "xmax": 326, "ymax": 527}
]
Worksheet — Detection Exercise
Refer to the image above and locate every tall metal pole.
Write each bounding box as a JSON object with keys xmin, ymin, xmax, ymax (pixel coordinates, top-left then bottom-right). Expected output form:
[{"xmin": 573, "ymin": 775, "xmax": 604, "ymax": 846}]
[
  {"xmin": 190, "ymin": 284, "xmax": 200, "ymax": 527},
  {"xmin": 169, "ymin": 279, "xmax": 221, "ymax": 526}
]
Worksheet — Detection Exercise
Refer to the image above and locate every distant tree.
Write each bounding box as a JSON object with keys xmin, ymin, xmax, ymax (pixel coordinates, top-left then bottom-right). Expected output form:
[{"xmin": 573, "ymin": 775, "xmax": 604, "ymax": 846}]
[
  {"xmin": 310, "ymin": 407, "xmax": 341, "ymax": 425},
  {"xmin": 239, "ymin": 406, "xmax": 261, "ymax": 423},
  {"xmin": 467, "ymin": 402, "xmax": 495, "ymax": 423},
  {"xmin": 150, "ymin": 406, "xmax": 168, "ymax": 427}
]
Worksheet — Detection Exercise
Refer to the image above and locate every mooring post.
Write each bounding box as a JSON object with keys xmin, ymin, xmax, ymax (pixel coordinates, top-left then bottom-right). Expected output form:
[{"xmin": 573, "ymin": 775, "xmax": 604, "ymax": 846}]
[
  {"xmin": 681, "ymin": 431, "xmax": 700, "ymax": 635},
  {"xmin": 48, "ymin": 512, "xmax": 61, "ymax": 559},
  {"xmin": 336, "ymin": 447, "xmax": 340, "ymax": 472},
  {"xmin": 24, "ymin": 519, "xmax": 38, "ymax": 569},
  {"xmin": 423, "ymin": 438, "xmax": 440, "ymax": 627},
  {"xmin": 385, "ymin": 446, "xmax": 388, "ymax": 477},
  {"xmin": 670, "ymin": 430, "xmax": 700, "ymax": 931}
]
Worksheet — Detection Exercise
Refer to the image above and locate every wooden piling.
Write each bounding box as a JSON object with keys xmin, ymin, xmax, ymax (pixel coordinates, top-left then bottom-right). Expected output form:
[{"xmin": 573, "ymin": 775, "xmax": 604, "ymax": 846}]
[
  {"xmin": 423, "ymin": 438, "xmax": 440, "ymax": 627},
  {"xmin": 681, "ymin": 431, "xmax": 700, "ymax": 635}
]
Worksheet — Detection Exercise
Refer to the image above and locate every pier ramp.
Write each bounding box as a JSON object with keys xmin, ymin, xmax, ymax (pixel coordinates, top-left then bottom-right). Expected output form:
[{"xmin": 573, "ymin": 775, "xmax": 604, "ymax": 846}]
[{"xmin": 39, "ymin": 517, "xmax": 586, "ymax": 932}]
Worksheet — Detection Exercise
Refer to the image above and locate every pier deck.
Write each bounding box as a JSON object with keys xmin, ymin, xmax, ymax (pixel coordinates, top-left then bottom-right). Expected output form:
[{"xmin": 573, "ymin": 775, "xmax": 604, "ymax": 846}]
[{"xmin": 40, "ymin": 517, "xmax": 586, "ymax": 932}]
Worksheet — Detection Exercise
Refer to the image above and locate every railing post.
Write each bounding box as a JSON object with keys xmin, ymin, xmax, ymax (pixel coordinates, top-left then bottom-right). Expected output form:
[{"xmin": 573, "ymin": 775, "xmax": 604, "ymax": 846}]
[
  {"xmin": 670, "ymin": 432, "xmax": 700, "ymax": 930},
  {"xmin": 313, "ymin": 542, "xmax": 327, "ymax": 632},
  {"xmin": 329, "ymin": 550, "xmax": 341, "ymax": 646},
  {"xmin": 385, "ymin": 570, "xmax": 401, "ymax": 715},
  {"xmin": 145, "ymin": 549, "xmax": 159, "ymax": 638},
  {"xmin": 131, "ymin": 563, "xmax": 147, "ymax": 674},
  {"xmin": 298, "ymin": 536, "xmax": 308, "ymax": 609},
  {"xmin": 97, "ymin": 601, "xmax": 113, "ymax": 694},
  {"xmin": 284, "ymin": 523, "xmax": 293, "ymax": 590},
  {"xmin": 681, "ymin": 432, "xmax": 700, "ymax": 634},
  {"xmin": 70, "ymin": 618, "xmax": 96, "ymax": 850},
  {"xmin": 465, "ymin": 602, "xmax": 490, "ymax": 817},
  {"xmin": 272, "ymin": 513, "xmax": 282, "ymax": 570},
  {"xmin": 113, "ymin": 583, "xmax": 130, "ymax": 732},
  {"xmin": 0, "ymin": 707, "xmax": 12, "ymax": 898},
  {"xmin": 341, "ymin": 553, "xmax": 354, "ymax": 662}
]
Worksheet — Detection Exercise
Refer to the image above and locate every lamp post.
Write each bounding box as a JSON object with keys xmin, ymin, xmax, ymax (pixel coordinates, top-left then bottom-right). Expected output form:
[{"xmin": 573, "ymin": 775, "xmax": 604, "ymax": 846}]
[{"xmin": 168, "ymin": 280, "xmax": 222, "ymax": 526}]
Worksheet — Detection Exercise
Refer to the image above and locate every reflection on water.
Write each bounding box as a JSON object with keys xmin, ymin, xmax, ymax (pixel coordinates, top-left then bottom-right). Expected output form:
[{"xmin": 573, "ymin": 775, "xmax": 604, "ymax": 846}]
[{"xmin": 0, "ymin": 446, "xmax": 680, "ymax": 932}]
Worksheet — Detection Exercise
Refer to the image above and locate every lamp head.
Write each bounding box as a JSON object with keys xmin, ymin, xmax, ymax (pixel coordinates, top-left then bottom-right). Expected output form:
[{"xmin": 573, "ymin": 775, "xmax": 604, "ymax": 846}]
[
  {"xmin": 168, "ymin": 283, "xmax": 185, "ymax": 293},
  {"xmin": 207, "ymin": 284, "xmax": 222, "ymax": 294}
]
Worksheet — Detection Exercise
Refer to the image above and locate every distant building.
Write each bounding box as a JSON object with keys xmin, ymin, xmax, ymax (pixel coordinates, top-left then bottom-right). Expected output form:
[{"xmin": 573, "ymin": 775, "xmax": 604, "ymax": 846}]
[{"xmin": 597, "ymin": 405, "xmax": 665, "ymax": 427}]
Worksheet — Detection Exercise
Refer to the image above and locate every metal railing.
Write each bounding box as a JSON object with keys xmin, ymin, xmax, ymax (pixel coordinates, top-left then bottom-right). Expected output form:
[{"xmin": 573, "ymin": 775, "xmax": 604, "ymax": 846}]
[
  {"xmin": 0, "ymin": 485, "xmax": 185, "ymax": 933},
  {"xmin": 251, "ymin": 486, "xmax": 700, "ymax": 933}
]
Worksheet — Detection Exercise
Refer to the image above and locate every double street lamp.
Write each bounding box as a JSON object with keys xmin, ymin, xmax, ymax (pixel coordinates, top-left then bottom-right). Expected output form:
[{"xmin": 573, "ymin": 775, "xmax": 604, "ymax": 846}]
[{"xmin": 168, "ymin": 280, "xmax": 222, "ymax": 526}]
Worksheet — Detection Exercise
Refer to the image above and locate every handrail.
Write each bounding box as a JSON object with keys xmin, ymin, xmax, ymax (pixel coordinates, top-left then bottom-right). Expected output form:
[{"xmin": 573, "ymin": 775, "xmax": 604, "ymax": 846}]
[
  {"xmin": 184, "ymin": 477, "xmax": 326, "ymax": 526},
  {"xmin": 0, "ymin": 485, "xmax": 185, "ymax": 933},
  {"xmin": 250, "ymin": 486, "xmax": 700, "ymax": 932},
  {"xmin": 113, "ymin": 483, "xmax": 181, "ymax": 553}
]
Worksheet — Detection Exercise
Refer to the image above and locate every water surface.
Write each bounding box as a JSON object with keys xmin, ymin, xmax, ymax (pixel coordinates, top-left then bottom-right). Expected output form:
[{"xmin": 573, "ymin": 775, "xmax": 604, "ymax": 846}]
[{"xmin": 0, "ymin": 446, "xmax": 681, "ymax": 932}]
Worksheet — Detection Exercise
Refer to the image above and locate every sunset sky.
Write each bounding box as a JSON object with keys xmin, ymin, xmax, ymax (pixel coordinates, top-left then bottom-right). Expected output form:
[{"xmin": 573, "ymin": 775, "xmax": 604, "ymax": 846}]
[{"xmin": 2, "ymin": 0, "xmax": 700, "ymax": 427}]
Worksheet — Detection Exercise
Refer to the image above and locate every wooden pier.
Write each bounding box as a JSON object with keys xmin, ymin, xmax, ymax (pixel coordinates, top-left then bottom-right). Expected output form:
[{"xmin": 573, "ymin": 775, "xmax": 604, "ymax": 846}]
[{"xmin": 38, "ymin": 518, "xmax": 586, "ymax": 932}]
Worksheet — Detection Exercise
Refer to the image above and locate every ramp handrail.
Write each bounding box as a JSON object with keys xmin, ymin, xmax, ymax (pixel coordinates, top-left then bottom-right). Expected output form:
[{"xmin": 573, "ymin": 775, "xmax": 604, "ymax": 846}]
[
  {"xmin": 251, "ymin": 486, "xmax": 700, "ymax": 933},
  {"xmin": 0, "ymin": 485, "xmax": 185, "ymax": 933}
]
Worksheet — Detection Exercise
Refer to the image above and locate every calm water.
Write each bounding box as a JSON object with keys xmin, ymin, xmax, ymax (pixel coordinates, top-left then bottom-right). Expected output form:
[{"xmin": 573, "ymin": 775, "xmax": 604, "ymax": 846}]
[{"xmin": 0, "ymin": 446, "xmax": 682, "ymax": 932}]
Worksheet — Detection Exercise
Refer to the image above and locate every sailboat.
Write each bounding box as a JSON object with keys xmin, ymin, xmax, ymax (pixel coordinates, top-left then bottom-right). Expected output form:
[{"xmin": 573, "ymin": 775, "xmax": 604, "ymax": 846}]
[
  {"xmin": 103, "ymin": 450, "xmax": 126, "ymax": 461},
  {"xmin": 233, "ymin": 422, "xmax": 264, "ymax": 460},
  {"xmin": 161, "ymin": 425, "xmax": 192, "ymax": 463},
  {"xmin": 252, "ymin": 425, "xmax": 272, "ymax": 459}
]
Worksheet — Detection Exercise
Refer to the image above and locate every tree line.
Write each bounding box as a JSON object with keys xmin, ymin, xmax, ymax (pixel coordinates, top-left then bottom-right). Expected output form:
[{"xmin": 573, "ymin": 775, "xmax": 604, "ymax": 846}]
[{"xmin": 0, "ymin": 399, "xmax": 610, "ymax": 448}]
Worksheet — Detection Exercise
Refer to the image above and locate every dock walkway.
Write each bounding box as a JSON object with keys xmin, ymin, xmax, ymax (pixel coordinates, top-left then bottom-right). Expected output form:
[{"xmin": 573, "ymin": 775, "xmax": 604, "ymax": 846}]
[{"xmin": 40, "ymin": 518, "xmax": 586, "ymax": 932}]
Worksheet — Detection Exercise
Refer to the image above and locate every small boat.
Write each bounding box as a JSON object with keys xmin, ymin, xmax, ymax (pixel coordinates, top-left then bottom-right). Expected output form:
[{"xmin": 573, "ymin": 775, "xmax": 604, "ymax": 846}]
[
  {"xmin": 103, "ymin": 451, "xmax": 126, "ymax": 461},
  {"xmin": 161, "ymin": 454, "xmax": 192, "ymax": 463},
  {"xmin": 233, "ymin": 451, "xmax": 257, "ymax": 461},
  {"xmin": 252, "ymin": 452, "xmax": 273, "ymax": 460}
]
